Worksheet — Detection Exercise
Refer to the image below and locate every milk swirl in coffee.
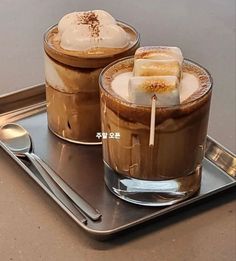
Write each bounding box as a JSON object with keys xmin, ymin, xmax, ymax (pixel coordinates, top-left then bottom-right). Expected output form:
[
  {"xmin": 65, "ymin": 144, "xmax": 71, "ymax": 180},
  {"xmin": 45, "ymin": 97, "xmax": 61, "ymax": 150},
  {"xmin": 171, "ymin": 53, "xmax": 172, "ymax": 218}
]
[{"xmin": 44, "ymin": 10, "xmax": 139, "ymax": 143}]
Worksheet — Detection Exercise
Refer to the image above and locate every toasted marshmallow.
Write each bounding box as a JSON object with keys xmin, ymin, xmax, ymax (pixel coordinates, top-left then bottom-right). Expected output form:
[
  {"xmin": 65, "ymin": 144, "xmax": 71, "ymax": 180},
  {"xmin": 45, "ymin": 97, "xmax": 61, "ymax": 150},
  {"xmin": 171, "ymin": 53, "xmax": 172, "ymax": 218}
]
[
  {"xmin": 134, "ymin": 46, "xmax": 183, "ymax": 65},
  {"xmin": 133, "ymin": 59, "xmax": 181, "ymax": 78},
  {"xmin": 58, "ymin": 10, "xmax": 129, "ymax": 51},
  {"xmin": 128, "ymin": 76, "xmax": 180, "ymax": 106}
]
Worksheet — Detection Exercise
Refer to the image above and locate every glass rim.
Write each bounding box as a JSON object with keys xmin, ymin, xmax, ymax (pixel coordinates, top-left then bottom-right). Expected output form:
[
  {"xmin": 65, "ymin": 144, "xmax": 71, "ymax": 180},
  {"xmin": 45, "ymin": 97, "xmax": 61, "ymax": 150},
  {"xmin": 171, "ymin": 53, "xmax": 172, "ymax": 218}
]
[{"xmin": 99, "ymin": 56, "xmax": 213, "ymax": 110}]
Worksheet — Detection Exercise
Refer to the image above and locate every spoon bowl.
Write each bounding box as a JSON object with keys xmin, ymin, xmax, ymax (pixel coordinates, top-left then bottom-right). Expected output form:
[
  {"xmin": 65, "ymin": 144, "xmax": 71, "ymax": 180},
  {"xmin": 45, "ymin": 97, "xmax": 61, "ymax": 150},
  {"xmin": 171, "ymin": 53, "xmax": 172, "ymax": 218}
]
[{"xmin": 0, "ymin": 123, "xmax": 32, "ymax": 155}]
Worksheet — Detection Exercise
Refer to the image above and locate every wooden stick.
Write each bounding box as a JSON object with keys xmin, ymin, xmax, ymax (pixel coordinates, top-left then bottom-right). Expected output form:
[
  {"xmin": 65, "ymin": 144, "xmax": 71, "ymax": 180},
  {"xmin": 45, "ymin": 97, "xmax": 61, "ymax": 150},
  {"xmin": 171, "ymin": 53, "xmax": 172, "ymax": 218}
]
[{"xmin": 149, "ymin": 95, "xmax": 156, "ymax": 146}]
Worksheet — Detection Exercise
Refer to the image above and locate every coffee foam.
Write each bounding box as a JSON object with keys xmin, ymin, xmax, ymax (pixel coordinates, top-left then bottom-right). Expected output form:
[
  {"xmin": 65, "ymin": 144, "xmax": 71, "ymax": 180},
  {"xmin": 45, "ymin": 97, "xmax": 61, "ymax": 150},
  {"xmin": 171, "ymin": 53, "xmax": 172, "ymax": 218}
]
[
  {"xmin": 58, "ymin": 10, "xmax": 129, "ymax": 51},
  {"xmin": 58, "ymin": 11, "xmax": 116, "ymax": 34},
  {"xmin": 179, "ymin": 73, "xmax": 199, "ymax": 102}
]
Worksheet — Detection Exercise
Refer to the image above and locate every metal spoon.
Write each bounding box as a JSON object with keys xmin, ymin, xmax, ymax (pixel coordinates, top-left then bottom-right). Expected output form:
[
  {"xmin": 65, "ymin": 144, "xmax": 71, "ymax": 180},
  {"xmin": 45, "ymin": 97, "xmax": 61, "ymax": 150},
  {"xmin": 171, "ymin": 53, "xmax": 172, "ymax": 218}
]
[{"xmin": 0, "ymin": 123, "xmax": 101, "ymax": 221}]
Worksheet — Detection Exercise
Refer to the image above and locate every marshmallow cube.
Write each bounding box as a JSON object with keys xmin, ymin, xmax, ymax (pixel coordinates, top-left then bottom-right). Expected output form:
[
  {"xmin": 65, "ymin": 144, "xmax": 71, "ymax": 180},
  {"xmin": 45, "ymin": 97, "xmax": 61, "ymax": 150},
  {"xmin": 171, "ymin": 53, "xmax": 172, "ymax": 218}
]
[
  {"xmin": 128, "ymin": 76, "xmax": 180, "ymax": 106},
  {"xmin": 134, "ymin": 59, "xmax": 181, "ymax": 78},
  {"xmin": 134, "ymin": 46, "xmax": 183, "ymax": 65}
]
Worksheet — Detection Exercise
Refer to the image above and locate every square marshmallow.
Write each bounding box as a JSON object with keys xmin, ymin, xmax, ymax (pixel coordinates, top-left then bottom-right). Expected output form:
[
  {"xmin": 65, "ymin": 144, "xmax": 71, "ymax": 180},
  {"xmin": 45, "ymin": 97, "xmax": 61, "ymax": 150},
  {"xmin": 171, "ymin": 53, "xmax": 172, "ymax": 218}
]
[
  {"xmin": 134, "ymin": 46, "xmax": 183, "ymax": 65},
  {"xmin": 133, "ymin": 59, "xmax": 181, "ymax": 78},
  {"xmin": 128, "ymin": 76, "xmax": 180, "ymax": 106}
]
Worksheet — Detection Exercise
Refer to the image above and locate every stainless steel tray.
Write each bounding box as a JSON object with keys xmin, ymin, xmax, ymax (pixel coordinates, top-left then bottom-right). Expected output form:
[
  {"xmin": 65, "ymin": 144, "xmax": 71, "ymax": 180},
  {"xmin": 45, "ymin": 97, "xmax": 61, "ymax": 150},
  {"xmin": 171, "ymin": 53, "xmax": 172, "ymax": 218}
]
[{"xmin": 1, "ymin": 84, "xmax": 236, "ymax": 239}]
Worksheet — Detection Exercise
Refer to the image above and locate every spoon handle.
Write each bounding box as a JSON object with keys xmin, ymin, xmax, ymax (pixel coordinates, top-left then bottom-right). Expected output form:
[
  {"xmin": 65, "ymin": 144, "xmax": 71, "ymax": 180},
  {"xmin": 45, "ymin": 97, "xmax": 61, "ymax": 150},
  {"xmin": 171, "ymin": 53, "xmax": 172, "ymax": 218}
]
[
  {"xmin": 25, "ymin": 152, "xmax": 87, "ymax": 224},
  {"xmin": 31, "ymin": 153, "xmax": 102, "ymax": 221}
]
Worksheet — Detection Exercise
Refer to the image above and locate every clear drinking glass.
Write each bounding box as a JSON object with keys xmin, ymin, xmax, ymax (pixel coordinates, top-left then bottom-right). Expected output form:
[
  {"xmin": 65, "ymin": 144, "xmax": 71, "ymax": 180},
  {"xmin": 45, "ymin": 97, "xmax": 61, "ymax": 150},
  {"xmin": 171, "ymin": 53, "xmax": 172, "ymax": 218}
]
[
  {"xmin": 44, "ymin": 22, "xmax": 140, "ymax": 145},
  {"xmin": 99, "ymin": 57, "xmax": 213, "ymax": 206}
]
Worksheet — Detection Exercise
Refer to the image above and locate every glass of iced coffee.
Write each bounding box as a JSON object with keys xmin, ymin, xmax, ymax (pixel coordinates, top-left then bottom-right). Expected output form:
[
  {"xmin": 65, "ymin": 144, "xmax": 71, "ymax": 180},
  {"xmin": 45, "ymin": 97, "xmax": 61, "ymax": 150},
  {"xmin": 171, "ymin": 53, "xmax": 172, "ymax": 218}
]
[
  {"xmin": 99, "ymin": 46, "xmax": 212, "ymax": 206},
  {"xmin": 44, "ymin": 10, "xmax": 140, "ymax": 144}
]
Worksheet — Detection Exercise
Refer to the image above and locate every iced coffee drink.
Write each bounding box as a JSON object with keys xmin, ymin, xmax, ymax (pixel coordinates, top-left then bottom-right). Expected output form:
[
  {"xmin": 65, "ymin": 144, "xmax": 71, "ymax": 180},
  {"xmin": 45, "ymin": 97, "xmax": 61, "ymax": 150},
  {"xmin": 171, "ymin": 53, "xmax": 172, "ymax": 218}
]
[
  {"xmin": 44, "ymin": 10, "xmax": 139, "ymax": 144},
  {"xmin": 99, "ymin": 46, "xmax": 212, "ymax": 206}
]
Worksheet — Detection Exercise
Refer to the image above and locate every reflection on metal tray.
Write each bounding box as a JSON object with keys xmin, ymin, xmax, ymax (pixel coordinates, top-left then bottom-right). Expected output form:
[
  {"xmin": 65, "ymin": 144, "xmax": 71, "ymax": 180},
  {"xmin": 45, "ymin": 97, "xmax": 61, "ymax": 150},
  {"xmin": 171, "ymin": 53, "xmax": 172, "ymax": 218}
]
[{"xmin": 0, "ymin": 84, "xmax": 235, "ymax": 238}]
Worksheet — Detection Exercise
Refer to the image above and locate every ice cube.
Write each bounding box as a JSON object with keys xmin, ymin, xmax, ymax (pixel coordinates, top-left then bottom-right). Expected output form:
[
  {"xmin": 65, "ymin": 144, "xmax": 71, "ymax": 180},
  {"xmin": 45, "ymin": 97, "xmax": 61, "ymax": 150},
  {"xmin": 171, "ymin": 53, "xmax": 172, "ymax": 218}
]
[{"xmin": 128, "ymin": 76, "xmax": 180, "ymax": 106}]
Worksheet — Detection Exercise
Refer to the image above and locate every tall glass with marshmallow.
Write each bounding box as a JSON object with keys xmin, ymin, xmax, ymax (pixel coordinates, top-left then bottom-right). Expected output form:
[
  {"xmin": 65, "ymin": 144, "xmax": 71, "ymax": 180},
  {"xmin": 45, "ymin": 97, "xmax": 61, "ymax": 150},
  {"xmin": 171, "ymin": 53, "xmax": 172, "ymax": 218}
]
[
  {"xmin": 44, "ymin": 10, "xmax": 140, "ymax": 144},
  {"xmin": 99, "ymin": 46, "xmax": 213, "ymax": 206}
]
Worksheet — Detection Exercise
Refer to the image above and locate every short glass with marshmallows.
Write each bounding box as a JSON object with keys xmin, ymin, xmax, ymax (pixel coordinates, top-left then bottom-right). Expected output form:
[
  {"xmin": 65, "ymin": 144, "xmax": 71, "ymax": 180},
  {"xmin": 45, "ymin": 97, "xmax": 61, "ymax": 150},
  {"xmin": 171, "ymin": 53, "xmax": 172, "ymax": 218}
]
[{"xmin": 99, "ymin": 50, "xmax": 213, "ymax": 206}]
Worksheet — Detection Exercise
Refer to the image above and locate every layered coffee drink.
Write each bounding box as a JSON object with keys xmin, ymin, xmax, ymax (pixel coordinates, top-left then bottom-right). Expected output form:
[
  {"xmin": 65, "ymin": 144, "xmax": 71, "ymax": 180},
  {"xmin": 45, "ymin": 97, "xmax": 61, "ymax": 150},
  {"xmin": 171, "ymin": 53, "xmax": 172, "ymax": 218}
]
[
  {"xmin": 44, "ymin": 10, "xmax": 140, "ymax": 144},
  {"xmin": 100, "ymin": 46, "xmax": 212, "ymax": 206}
]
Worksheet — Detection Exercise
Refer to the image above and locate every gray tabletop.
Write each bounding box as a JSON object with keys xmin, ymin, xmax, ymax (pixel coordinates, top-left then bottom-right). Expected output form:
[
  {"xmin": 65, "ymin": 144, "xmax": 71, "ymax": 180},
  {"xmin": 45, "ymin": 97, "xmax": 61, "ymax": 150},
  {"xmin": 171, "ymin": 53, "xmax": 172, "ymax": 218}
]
[{"xmin": 0, "ymin": 1, "xmax": 235, "ymax": 261}]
